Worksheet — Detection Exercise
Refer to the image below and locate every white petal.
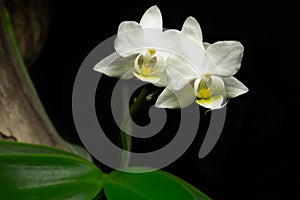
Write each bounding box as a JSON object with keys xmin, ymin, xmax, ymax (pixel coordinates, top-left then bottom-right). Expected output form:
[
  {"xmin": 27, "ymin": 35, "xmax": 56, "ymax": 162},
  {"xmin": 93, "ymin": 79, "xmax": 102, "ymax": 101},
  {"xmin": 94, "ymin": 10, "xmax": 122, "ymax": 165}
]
[
  {"xmin": 151, "ymin": 55, "xmax": 166, "ymax": 75},
  {"xmin": 153, "ymin": 55, "xmax": 167, "ymax": 87},
  {"xmin": 206, "ymin": 41, "xmax": 244, "ymax": 76},
  {"xmin": 156, "ymin": 29, "xmax": 188, "ymax": 59},
  {"xmin": 203, "ymin": 42, "xmax": 211, "ymax": 49},
  {"xmin": 155, "ymin": 84, "xmax": 195, "ymax": 109},
  {"xmin": 167, "ymin": 29, "xmax": 205, "ymax": 68},
  {"xmin": 193, "ymin": 78, "xmax": 201, "ymax": 96},
  {"xmin": 181, "ymin": 17, "xmax": 203, "ymax": 44},
  {"xmin": 196, "ymin": 95, "xmax": 224, "ymax": 109},
  {"xmin": 160, "ymin": 29, "xmax": 181, "ymax": 49},
  {"xmin": 94, "ymin": 53, "xmax": 135, "ymax": 79},
  {"xmin": 118, "ymin": 21, "xmax": 141, "ymax": 34},
  {"xmin": 166, "ymin": 55, "xmax": 200, "ymax": 90},
  {"xmin": 222, "ymin": 76, "xmax": 249, "ymax": 98},
  {"xmin": 156, "ymin": 88, "xmax": 179, "ymax": 108},
  {"xmin": 155, "ymin": 72, "xmax": 167, "ymax": 87},
  {"xmin": 202, "ymin": 51, "xmax": 218, "ymax": 75},
  {"xmin": 115, "ymin": 22, "xmax": 144, "ymax": 56},
  {"xmin": 210, "ymin": 75, "xmax": 226, "ymax": 97},
  {"xmin": 180, "ymin": 17, "xmax": 206, "ymax": 68},
  {"xmin": 133, "ymin": 54, "xmax": 142, "ymax": 74},
  {"xmin": 140, "ymin": 6, "xmax": 162, "ymax": 31}
]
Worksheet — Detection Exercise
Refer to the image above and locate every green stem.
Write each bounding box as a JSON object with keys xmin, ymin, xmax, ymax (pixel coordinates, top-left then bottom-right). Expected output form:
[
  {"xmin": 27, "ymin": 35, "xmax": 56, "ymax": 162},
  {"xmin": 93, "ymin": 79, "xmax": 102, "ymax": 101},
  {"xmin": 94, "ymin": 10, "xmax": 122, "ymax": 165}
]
[{"xmin": 120, "ymin": 86, "xmax": 150, "ymax": 168}]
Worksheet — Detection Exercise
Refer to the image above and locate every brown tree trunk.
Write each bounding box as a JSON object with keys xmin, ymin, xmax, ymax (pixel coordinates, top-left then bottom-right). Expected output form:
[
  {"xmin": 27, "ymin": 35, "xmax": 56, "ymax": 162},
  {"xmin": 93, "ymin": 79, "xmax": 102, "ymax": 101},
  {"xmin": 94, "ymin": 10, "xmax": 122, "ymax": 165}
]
[
  {"xmin": 4, "ymin": 0, "xmax": 51, "ymax": 67},
  {"xmin": 0, "ymin": 0, "xmax": 69, "ymax": 150}
]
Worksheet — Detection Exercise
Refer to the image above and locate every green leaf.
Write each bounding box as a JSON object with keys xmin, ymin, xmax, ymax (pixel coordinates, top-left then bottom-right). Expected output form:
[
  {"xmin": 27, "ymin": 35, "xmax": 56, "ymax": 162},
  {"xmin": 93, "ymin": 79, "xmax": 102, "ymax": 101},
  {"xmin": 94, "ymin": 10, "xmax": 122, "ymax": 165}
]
[
  {"xmin": 104, "ymin": 167, "xmax": 212, "ymax": 200},
  {"xmin": 158, "ymin": 170, "xmax": 212, "ymax": 200},
  {"xmin": 0, "ymin": 141, "xmax": 79, "ymax": 157},
  {"xmin": 0, "ymin": 141, "xmax": 92, "ymax": 162},
  {"xmin": 0, "ymin": 142, "xmax": 104, "ymax": 200},
  {"xmin": 66, "ymin": 142, "xmax": 93, "ymax": 162}
]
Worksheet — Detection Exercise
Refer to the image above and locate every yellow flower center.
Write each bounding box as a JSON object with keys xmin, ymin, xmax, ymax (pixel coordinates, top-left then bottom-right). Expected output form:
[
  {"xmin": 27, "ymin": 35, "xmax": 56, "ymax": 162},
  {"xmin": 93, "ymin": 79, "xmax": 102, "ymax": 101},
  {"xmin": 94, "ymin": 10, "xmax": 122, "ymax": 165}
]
[
  {"xmin": 141, "ymin": 64, "xmax": 152, "ymax": 76},
  {"xmin": 198, "ymin": 80, "xmax": 211, "ymax": 99},
  {"xmin": 199, "ymin": 88, "xmax": 211, "ymax": 99},
  {"xmin": 139, "ymin": 48, "xmax": 157, "ymax": 77},
  {"xmin": 196, "ymin": 73, "xmax": 212, "ymax": 99}
]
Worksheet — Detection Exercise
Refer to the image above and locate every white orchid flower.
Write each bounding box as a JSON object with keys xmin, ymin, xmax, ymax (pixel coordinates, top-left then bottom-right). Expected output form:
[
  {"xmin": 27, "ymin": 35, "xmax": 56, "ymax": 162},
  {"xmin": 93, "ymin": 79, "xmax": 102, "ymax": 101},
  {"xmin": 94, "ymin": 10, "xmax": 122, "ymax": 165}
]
[
  {"xmin": 156, "ymin": 17, "xmax": 248, "ymax": 109},
  {"xmin": 94, "ymin": 6, "xmax": 179, "ymax": 87}
]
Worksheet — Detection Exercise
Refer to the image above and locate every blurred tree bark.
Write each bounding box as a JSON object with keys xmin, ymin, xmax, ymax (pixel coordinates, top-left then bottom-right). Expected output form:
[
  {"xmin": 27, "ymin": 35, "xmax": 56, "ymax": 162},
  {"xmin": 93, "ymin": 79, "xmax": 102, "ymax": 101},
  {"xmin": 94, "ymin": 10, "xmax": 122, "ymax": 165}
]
[
  {"xmin": 0, "ymin": 0, "xmax": 69, "ymax": 150},
  {"xmin": 3, "ymin": 0, "xmax": 50, "ymax": 67}
]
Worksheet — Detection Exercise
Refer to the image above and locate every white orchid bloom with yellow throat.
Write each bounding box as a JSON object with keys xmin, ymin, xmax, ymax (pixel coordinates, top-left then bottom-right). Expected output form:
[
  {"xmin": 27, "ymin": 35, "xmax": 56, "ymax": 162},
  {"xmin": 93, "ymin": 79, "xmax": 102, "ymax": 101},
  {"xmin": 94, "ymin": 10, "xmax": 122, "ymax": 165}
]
[
  {"xmin": 156, "ymin": 17, "xmax": 248, "ymax": 109},
  {"xmin": 94, "ymin": 6, "xmax": 179, "ymax": 87}
]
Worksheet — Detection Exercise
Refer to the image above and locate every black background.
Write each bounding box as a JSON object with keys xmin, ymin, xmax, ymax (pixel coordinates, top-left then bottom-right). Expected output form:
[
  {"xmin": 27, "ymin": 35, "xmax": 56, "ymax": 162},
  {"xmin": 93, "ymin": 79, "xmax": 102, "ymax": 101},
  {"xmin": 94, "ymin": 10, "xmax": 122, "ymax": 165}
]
[{"xmin": 30, "ymin": 0, "xmax": 299, "ymax": 199}]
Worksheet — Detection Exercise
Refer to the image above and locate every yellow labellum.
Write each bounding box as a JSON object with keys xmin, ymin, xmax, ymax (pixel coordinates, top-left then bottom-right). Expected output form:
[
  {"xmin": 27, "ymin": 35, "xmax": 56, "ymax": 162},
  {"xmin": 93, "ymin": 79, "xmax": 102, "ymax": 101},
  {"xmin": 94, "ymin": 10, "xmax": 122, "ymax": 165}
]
[
  {"xmin": 199, "ymin": 88, "xmax": 211, "ymax": 99},
  {"xmin": 195, "ymin": 95, "xmax": 223, "ymax": 107}
]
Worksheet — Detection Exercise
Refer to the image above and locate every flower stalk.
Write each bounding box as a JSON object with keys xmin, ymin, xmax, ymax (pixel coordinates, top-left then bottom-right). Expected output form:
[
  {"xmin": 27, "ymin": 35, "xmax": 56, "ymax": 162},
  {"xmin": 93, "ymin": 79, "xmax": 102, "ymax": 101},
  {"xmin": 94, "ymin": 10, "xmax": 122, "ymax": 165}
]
[{"xmin": 120, "ymin": 86, "xmax": 150, "ymax": 168}]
